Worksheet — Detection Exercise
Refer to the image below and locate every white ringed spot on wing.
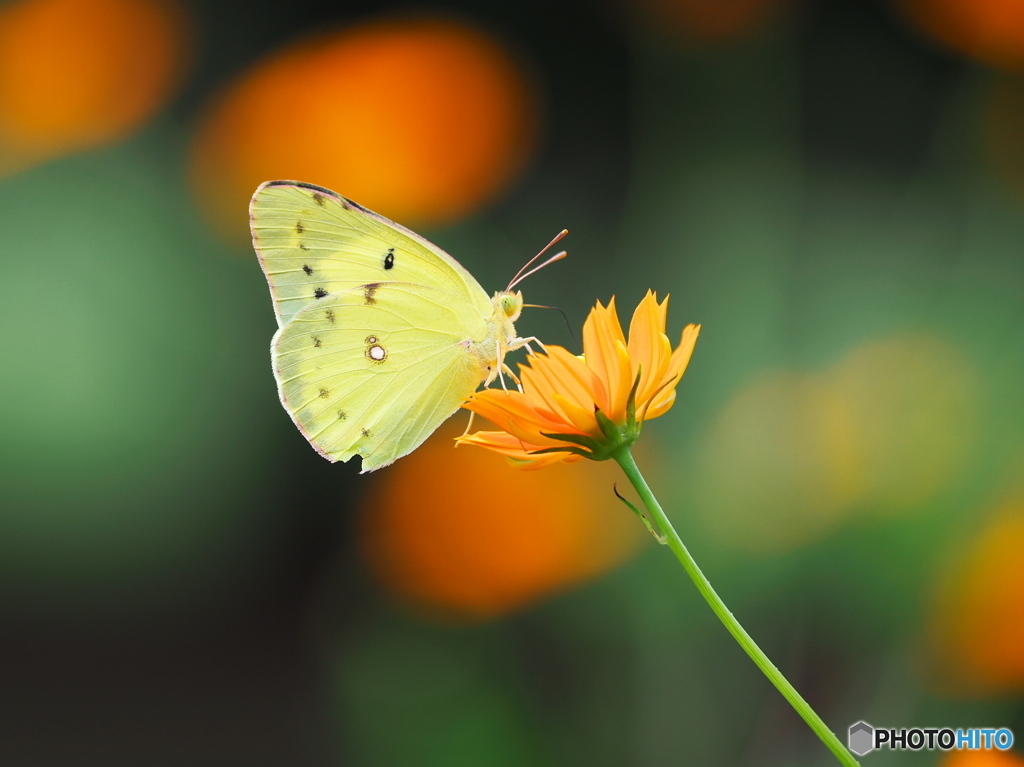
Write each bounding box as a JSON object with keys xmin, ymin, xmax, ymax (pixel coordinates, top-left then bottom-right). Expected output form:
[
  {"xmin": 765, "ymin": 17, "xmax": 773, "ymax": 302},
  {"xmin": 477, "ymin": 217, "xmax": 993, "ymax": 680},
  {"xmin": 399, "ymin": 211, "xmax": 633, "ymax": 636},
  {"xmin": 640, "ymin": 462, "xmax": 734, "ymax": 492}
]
[{"xmin": 366, "ymin": 342, "xmax": 387, "ymax": 363}]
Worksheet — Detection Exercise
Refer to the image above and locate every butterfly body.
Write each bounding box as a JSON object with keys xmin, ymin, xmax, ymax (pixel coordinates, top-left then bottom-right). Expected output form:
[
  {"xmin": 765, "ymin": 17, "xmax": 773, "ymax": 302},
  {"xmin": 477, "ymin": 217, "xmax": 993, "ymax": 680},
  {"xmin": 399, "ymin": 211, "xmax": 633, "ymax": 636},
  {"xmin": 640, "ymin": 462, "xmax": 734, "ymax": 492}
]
[{"xmin": 250, "ymin": 180, "xmax": 529, "ymax": 472}]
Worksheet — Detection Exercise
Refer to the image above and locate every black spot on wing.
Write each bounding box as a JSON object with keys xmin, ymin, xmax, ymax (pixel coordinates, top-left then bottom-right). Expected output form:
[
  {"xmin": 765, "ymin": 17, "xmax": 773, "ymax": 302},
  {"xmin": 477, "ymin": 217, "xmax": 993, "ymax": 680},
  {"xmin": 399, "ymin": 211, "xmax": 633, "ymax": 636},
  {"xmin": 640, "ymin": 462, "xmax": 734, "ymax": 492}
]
[
  {"xmin": 302, "ymin": 264, "xmax": 313, "ymax": 275},
  {"xmin": 312, "ymin": 192, "xmax": 326, "ymax": 207},
  {"xmin": 312, "ymin": 335, "xmax": 322, "ymax": 348},
  {"xmin": 337, "ymin": 410, "xmax": 347, "ymax": 420},
  {"xmin": 325, "ymin": 308, "xmax": 336, "ymax": 323},
  {"xmin": 384, "ymin": 249, "xmax": 395, "ymax": 270},
  {"xmin": 314, "ymin": 287, "xmax": 328, "ymax": 299},
  {"xmin": 299, "ymin": 243, "xmax": 309, "ymax": 251},
  {"xmin": 363, "ymin": 283, "xmax": 379, "ymax": 305},
  {"xmin": 319, "ymin": 388, "xmax": 330, "ymax": 399},
  {"xmin": 361, "ymin": 428, "xmax": 371, "ymax": 438},
  {"xmin": 296, "ymin": 222, "xmax": 305, "ymax": 235}
]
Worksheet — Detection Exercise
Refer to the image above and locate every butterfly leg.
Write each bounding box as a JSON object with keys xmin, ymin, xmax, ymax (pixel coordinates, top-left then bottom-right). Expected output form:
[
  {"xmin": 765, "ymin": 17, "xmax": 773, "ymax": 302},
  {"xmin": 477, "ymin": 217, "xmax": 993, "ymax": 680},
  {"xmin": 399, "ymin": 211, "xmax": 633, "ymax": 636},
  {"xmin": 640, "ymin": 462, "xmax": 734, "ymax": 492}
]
[
  {"xmin": 495, "ymin": 341, "xmax": 524, "ymax": 393},
  {"xmin": 460, "ymin": 410, "xmax": 476, "ymax": 438},
  {"xmin": 495, "ymin": 340, "xmax": 510, "ymax": 393},
  {"xmin": 509, "ymin": 336, "xmax": 547, "ymax": 356},
  {"xmin": 501, "ymin": 362, "xmax": 523, "ymax": 392}
]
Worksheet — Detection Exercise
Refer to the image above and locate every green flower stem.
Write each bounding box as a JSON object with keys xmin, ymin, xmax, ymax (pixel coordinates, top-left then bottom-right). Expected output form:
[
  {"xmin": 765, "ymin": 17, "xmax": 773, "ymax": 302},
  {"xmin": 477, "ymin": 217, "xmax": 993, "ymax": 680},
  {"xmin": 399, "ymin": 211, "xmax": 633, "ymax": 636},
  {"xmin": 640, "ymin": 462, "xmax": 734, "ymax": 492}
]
[{"xmin": 613, "ymin": 446, "xmax": 860, "ymax": 767}]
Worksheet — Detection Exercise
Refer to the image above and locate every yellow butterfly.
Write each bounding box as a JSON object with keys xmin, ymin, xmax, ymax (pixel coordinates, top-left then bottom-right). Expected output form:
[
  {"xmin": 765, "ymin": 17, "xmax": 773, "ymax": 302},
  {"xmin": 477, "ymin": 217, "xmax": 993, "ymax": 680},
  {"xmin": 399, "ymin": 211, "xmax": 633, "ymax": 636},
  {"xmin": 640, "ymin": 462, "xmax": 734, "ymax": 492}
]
[{"xmin": 250, "ymin": 181, "xmax": 563, "ymax": 472}]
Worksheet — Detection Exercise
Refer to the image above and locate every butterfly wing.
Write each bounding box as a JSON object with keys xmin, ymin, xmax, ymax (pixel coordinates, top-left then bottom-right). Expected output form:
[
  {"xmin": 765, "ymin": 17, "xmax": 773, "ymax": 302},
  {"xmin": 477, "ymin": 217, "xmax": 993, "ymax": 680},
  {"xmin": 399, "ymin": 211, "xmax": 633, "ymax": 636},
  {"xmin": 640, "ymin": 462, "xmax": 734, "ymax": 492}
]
[
  {"xmin": 272, "ymin": 282, "xmax": 492, "ymax": 472},
  {"xmin": 250, "ymin": 181, "xmax": 493, "ymax": 327}
]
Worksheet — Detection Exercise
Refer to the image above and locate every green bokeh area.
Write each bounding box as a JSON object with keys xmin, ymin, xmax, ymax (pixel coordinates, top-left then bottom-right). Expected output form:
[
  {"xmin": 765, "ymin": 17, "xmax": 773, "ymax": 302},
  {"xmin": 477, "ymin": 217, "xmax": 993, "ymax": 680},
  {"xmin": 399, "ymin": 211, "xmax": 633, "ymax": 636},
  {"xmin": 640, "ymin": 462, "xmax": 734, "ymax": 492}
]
[
  {"xmin": 0, "ymin": 139, "xmax": 289, "ymax": 600},
  {"xmin": 1, "ymin": 1, "xmax": 1023, "ymax": 766}
]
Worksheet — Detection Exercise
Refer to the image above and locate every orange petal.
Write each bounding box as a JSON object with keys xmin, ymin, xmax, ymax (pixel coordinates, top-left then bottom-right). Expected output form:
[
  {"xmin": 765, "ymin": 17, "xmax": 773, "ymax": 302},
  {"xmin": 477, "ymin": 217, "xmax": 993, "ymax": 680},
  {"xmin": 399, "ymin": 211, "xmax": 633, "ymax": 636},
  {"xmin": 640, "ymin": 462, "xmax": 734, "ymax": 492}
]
[
  {"xmin": 456, "ymin": 429, "xmax": 539, "ymax": 456},
  {"xmin": 509, "ymin": 450, "xmax": 583, "ymax": 470},
  {"xmin": 639, "ymin": 331, "xmax": 673, "ymax": 405},
  {"xmin": 519, "ymin": 362, "xmax": 570, "ymax": 422},
  {"xmin": 581, "ymin": 297, "xmax": 627, "ymax": 415},
  {"xmin": 664, "ymin": 323, "xmax": 700, "ymax": 390},
  {"xmin": 465, "ymin": 392, "xmax": 579, "ymax": 447},
  {"xmin": 605, "ymin": 338, "xmax": 634, "ymax": 423},
  {"xmin": 464, "ymin": 389, "xmax": 531, "ymax": 425},
  {"xmin": 643, "ymin": 323, "xmax": 699, "ymax": 420},
  {"xmin": 518, "ymin": 350, "xmax": 598, "ymax": 427},
  {"xmin": 465, "ymin": 390, "xmax": 564, "ymax": 440},
  {"xmin": 643, "ymin": 388, "xmax": 676, "ymax": 421},
  {"xmin": 456, "ymin": 430, "xmax": 579, "ymax": 469},
  {"xmin": 455, "ymin": 429, "xmax": 538, "ymax": 456},
  {"xmin": 551, "ymin": 392, "xmax": 601, "ymax": 435},
  {"xmin": 627, "ymin": 291, "xmax": 671, "ymax": 402},
  {"xmin": 529, "ymin": 346, "xmax": 602, "ymax": 412}
]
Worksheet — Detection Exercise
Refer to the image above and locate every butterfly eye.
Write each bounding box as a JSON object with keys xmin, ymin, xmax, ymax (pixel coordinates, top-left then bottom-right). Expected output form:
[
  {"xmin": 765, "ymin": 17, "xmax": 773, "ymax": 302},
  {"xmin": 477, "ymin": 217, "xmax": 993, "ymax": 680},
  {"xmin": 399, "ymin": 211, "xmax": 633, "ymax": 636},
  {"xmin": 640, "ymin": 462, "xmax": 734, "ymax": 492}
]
[{"xmin": 499, "ymin": 292, "xmax": 522, "ymax": 319}]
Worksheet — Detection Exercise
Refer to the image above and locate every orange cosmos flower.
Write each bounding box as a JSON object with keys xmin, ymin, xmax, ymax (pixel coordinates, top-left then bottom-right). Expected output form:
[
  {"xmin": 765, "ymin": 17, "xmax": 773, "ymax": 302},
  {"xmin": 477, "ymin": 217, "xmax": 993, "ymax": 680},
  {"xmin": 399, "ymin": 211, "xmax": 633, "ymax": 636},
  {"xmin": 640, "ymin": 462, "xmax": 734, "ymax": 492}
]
[{"xmin": 458, "ymin": 291, "xmax": 700, "ymax": 468}]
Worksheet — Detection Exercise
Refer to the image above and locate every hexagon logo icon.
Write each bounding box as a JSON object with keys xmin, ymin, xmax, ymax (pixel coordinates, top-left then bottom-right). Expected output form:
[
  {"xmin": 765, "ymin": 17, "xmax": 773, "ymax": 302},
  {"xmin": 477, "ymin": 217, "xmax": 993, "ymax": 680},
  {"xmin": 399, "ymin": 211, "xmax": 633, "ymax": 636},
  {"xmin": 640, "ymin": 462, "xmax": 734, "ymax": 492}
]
[{"xmin": 848, "ymin": 721, "xmax": 875, "ymax": 756}]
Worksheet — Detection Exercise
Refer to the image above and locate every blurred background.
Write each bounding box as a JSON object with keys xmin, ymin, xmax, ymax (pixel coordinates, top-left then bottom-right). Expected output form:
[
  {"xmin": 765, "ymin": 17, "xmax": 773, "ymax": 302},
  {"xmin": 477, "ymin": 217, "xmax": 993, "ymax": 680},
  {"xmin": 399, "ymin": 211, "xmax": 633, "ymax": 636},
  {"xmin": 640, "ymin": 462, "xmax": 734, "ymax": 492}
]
[{"xmin": 0, "ymin": 0, "xmax": 1023, "ymax": 764}]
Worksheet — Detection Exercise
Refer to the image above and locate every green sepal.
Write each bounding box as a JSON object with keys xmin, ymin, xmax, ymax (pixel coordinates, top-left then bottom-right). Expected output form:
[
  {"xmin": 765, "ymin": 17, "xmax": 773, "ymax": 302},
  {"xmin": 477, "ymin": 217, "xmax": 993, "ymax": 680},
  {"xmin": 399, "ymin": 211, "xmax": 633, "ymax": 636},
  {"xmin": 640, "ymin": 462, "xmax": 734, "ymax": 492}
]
[
  {"xmin": 526, "ymin": 445, "xmax": 595, "ymax": 459},
  {"xmin": 539, "ymin": 431, "xmax": 603, "ymax": 452},
  {"xmin": 593, "ymin": 408, "xmax": 621, "ymax": 442},
  {"xmin": 625, "ymin": 367, "xmax": 642, "ymax": 427}
]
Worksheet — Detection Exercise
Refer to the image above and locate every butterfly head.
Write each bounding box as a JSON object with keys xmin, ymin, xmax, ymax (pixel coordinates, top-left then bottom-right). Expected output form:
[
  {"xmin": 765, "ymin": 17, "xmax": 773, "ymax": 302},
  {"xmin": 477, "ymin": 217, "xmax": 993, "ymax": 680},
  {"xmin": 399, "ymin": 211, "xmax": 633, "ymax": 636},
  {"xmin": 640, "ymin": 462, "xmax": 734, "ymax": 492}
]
[{"xmin": 494, "ymin": 290, "xmax": 524, "ymax": 322}]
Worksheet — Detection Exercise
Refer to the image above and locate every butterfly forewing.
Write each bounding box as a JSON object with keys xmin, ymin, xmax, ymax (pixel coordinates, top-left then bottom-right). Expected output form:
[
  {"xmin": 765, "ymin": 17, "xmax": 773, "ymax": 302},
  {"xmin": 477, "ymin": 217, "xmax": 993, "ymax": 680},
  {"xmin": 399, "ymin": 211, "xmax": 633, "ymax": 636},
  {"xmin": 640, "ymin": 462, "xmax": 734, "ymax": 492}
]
[
  {"xmin": 251, "ymin": 181, "xmax": 493, "ymax": 327},
  {"xmin": 272, "ymin": 283, "xmax": 491, "ymax": 471}
]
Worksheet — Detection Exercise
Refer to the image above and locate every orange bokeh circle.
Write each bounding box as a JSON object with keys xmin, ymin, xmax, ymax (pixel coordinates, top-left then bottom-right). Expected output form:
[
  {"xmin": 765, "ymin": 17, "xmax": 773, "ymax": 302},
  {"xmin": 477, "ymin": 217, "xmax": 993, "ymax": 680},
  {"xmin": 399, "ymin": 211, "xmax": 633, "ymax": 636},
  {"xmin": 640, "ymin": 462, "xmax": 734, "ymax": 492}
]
[
  {"xmin": 0, "ymin": 0, "xmax": 188, "ymax": 174},
  {"xmin": 897, "ymin": 0, "xmax": 1024, "ymax": 70},
  {"xmin": 941, "ymin": 749, "xmax": 1024, "ymax": 767},
  {"xmin": 360, "ymin": 423, "xmax": 640, "ymax": 621},
  {"xmin": 929, "ymin": 503, "xmax": 1024, "ymax": 693},
  {"xmin": 192, "ymin": 18, "xmax": 538, "ymax": 238}
]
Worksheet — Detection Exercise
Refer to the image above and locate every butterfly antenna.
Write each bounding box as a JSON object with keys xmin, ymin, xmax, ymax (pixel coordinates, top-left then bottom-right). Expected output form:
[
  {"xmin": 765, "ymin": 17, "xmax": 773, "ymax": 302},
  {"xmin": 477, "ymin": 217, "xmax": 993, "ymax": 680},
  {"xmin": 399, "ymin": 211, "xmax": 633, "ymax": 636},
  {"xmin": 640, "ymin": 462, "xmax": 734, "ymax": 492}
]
[
  {"xmin": 507, "ymin": 251, "xmax": 567, "ymax": 290},
  {"xmin": 522, "ymin": 304, "xmax": 578, "ymax": 348},
  {"xmin": 506, "ymin": 229, "xmax": 569, "ymax": 291}
]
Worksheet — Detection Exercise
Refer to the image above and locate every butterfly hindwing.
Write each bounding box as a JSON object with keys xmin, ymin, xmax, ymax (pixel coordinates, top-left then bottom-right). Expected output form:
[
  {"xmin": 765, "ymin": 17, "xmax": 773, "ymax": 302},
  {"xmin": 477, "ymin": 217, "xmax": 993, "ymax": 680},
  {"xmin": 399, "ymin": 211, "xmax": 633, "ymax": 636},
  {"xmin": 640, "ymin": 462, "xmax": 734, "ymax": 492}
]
[
  {"xmin": 251, "ymin": 181, "xmax": 493, "ymax": 327},
  {"xmin": 272, "ymin": 282, "xmax": 491, "ymax": 471}
]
